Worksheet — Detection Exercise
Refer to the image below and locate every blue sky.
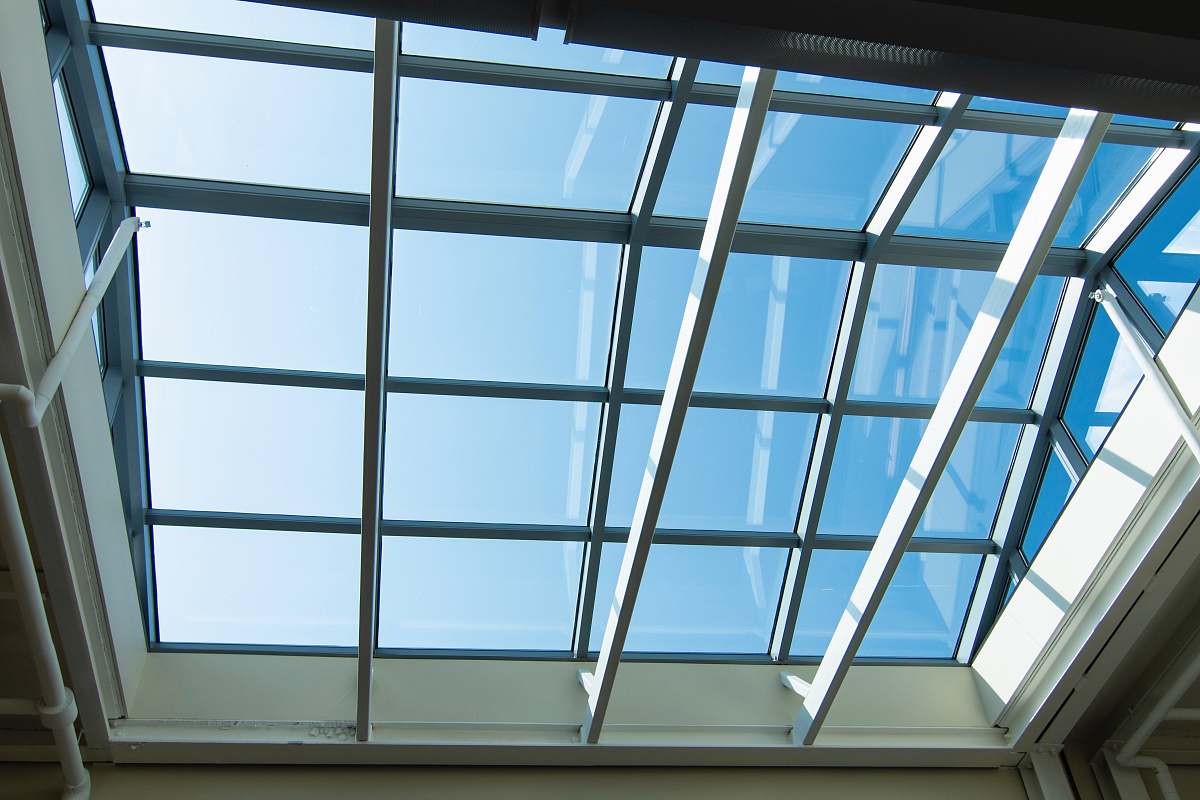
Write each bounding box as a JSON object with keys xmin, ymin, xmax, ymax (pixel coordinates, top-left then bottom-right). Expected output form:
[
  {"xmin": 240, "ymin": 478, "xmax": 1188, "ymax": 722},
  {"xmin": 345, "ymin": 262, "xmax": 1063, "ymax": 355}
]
[{"xmin": 68, "ymin": 0, "xmax": 1195, "ymax": 655}]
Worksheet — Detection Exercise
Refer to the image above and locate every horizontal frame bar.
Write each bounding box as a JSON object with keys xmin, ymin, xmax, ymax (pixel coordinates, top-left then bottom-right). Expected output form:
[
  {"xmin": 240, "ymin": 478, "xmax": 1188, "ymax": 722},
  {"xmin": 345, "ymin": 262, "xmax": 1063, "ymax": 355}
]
[
  {"xmin": 123, "ymin": 174, "xmax": 1089, "ymax": 275},
  {"xmin": 145, "ymin": 508, "xmax": 997, "ymax": 553},
  {"xmin": 148, "ymin": 640, "xmax": 963, "ymax": 667},
  {"xmin": 83, "ymin": 22, "xmax": 1192, "ymax": 148},
  {"xmin": 137, "ymin": 360, "xmax": 1037, "ymax": 423}
]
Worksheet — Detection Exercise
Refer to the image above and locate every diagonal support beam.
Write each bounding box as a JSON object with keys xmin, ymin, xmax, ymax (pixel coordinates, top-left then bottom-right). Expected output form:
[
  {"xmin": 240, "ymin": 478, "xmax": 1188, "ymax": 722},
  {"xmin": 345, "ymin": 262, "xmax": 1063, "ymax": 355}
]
[
  {"xmin": 356, "ymin": 19, "xmax": 399, "ymax": 743},
  {"xmin": 792, "ymin": 107, "xmax": 1111, "ymax": 745},
  {"xmin": 574, "ymin": 58, "xmax": 699, "ymax": 659},
  {"xmin": 771, "ymin": 92, "xmax": 971, "ymax": 661},
  {"xmin": 579, "ymin": 66, "xmax": 776, "ymax": 743}
]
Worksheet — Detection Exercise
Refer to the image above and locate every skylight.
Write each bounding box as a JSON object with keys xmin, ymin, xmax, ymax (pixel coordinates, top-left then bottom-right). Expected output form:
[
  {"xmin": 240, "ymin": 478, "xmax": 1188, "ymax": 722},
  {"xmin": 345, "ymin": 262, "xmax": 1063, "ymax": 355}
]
[{"xmin": 52, "ymin": 0, "xmax": 1200, "ymax": 665}]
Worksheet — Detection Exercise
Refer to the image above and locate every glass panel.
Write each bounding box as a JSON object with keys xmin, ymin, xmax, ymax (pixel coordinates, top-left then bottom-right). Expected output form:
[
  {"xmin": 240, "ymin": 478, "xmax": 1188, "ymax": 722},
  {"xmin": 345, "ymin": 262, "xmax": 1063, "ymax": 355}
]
[
  {"xmin": 627, "ymin": 249, "xmax": 849, "ymax": 396},
  {"xmin": 792, "ymin": 550, "xmax": 979, "ymax": 658},
  {"xmin": 395, "ymin": 79, "xmax": 656, "ymax": 210},
  {"xmin": 608, "ymin": 406, "xmax": 816, "ymax": 531},
  {"xmin": 379, "ymin": 537, "xmax": 581, "ymax": 650},
  {"xmin": 383, "ymin": 395, "xmax": 600, "ymax": 526},
  {"xmin": 589, "ymin": 543, "xmax": 788, "ymax": 653},
  {"xmin": 1062, "ymin": 311, "xmax": 1142, "ymax": 461},
  {"xmin": 697, "ymin": 62, "xmax": 937, "ymax": 104},
  {"xmin": 1020, "ymin": 452, "xmax": 1075, "ymax": 562},
  {"xmin": 137, "ymin": 208, "xmax": 368, "ymax": 373},
  {"xmin": 820, "ymin": 417, "xmax": 1020, "ymax": 539},
  {"xmin": 105, "ymin": 48, "xmax": 371, "ymax": 192},
  {"xmin": 51, "ymin": 79, "xmax": 89, "ymax": 216},
  {"xmin": 968, "ymin": 97, "xmax": 1176, "ymax": 129},
  {"xmin": 402, "ymin": 24, "xmax": 671, "ymax": 78},
  {"xmin": 1115, "ymin": 163, "xmax": 1200, "ymax": 332},
  {"xmin": 82, "ymin": 250, "xmax": 104, "ymax": 368},
  {"xmin": 898, "ymin": 131, "xmax": 1153, "ymax": 246},
  {"xmin": 850, "ymin": 265, "xmax": 1063, "ymax": 408},
  {"xmin": 154, "ymin": 526, "xmax": 359, "ymax": 647},
  {"xmin": 144, "ymin": 378, "xmax": 364, "ymax": 516},
  {"xmin": 389, "ymin": 231, "xmax": 618, "ymax": 384},
  {"xmin": 90, "ymin": 0, "xmax": 375, "ymax": 49},
  {"xmin": 657, "ymin": 104, "xmax": 916, "ymax": 229}
]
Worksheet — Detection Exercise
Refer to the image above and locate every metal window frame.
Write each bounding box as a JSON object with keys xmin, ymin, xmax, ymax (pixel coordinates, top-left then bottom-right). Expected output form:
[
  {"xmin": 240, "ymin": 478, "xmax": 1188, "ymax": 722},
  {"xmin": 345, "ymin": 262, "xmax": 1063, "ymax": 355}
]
[{"xmin": 37, "ymin": 0, "xmax": 1200, "ymax": 729}]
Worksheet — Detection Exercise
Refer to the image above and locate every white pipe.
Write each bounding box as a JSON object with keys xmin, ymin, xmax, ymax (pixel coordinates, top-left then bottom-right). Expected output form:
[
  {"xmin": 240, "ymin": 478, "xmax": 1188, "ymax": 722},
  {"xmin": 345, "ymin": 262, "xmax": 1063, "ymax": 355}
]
[
  {"xmin": 0, "ymin": 216, "xmax": 141, "ymax": 427},
  {"xmin": 1092, "ymin": 287, "xmax": 1200, "ymax": 463},
  {"xmin": 0, "ymin": 215, "xmax": 141, "ymax": 799},
  {"xmin": 0, "ymin": 434, "xmax": 89, "ymax": 798},
  {"xmin": 1127, "ymin": 755, "xmax": 1180, "ymax": 800}
]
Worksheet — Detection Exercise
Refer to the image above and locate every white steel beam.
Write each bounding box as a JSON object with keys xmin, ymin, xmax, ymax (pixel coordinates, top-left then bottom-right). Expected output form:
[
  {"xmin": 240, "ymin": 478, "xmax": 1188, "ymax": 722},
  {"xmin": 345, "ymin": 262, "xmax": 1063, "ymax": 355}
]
[
  {"xmin": 356, "ymin": 19, "xmax": 400, "ymax": 743},
  {"xmin": 579, "ymin": 66, "xmax": 777, "ymax": 743},
  {"xmin": 771, "ymin": 92, "xmax": 970, "ymax": 660},
  {"xmin": 1093, "ymin": 286, "xmax": 1200, "ymax": 461},
  {"xmin": 574, "ymin": 58, "xmax": 698, "ymax": 658},
  {"xmin": 792, "ymin": 108, "xmax": 1111, "ymax": 745}
]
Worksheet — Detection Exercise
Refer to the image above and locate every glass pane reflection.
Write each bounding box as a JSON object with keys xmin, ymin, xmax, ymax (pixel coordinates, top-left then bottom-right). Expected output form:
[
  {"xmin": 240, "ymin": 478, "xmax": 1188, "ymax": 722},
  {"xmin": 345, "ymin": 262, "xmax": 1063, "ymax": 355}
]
[
  {"xmin": 627, "ymin": 249, "xmax": 849, "ymax": 397},
  {"xmin": 608, "ymin": 406, "xmax": 816, "ymax": 532},
  {"xmin": 1115, "ymin": 163, "xmax": 1200, "ymax": 332},
  {"xmin": 379, "ymin": 537, "xmax": 582, "ymax": 650},
  {"xmin": 384, "ymin": 395, "xmax": 600, "ymax": 526},
  {"xmin": 820, "ymin": 417, "xmax": 1020, "ymax": 539},
  {"xmin": 851, "ymin": 265, "xmax": 1063, "ymax": 408},
  {"xmin": 395, "ymin": 79, "xmax": 656, "ymax": 210},
  {"xmin": 792, "ymin": 550, "xmax": 980, "ymax": 658},
  {"xmin": 1062, "ymin": 311, "xmax": 1142, "ymax": 461},
  {"xmin": 390, "ymin": 231, "xmax": 618, "ymax": 385},
  {"xmin": 898, "ymin": 131, "xmax": 1152, "ymax": 246},
  {"xmin": 590, "ymin": 543, "xmax": 788, "ymax": 653},
  {"xmin": 658, "ymin": 104, "xmax": 916, "ymax": 229},
  {"xmin": 403, "ymin": 25, "xmax": 671, "ymax": 77}
]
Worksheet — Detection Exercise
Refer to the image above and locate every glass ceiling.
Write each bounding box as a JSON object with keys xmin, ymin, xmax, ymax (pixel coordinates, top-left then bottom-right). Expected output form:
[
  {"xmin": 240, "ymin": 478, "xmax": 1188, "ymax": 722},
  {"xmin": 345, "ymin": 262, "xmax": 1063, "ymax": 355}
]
[{"xmin": 45, "ymin": 0, "xmax": 1200, "ymax": 662}]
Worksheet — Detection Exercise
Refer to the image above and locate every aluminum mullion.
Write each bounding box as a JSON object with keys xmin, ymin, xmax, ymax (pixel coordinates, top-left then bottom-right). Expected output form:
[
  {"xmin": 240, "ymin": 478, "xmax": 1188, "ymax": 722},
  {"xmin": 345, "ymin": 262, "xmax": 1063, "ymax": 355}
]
[
  {"xmin": 121, "ymin": 173, "xmax": 1088, "ymax": 274},
  {"xmin": 581, "ymin": 67, "xmax": 776, "ymax": 744},
  {"xmin": 573, "ymin": 58, "xmax": 699, "ymax": 660},
  {"xmin": 793, "ymin": 109, "xmax": 1111, "ymax": 745},
  {"xmin": 771, "ymin": 93, "xmax": 971, "ymax": 663},
  {"xmin": 355, "ymin": 19, "xmax": 399, "ymax": 743},
  {"xmin": 141, "ymin": 508, "xmax": 999, "ymax": 554},
  {"xmin": 45, "ymin": 28, "xmax": 70, "ymax": 79}
]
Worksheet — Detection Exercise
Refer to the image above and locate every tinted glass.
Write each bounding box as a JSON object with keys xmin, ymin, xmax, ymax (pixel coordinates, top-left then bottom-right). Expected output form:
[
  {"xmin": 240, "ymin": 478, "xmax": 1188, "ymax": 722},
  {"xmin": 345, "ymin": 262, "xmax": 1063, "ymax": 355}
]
[
  {"xmin": 383, "ymin": 395, "xmax": 600, "ymax": 526},
  {"xmin": 379, "ymin": 537, "xmax": 582, "ymax": 650},
  {"xmin": 697, "ymin": 62, "xmax": 937, "ymax": 104},
  {"xmin": 608, "ymin": 405, "xmax": 817, "ymax": 531},
  {"xmin": 389, "ymin": 231, "xmax": 618, "ymax": 385},
  {"xmin": 1062, "ymin": 311, "xmax": 1142, "ymax": 460},
  {"xmin": 1115, "ymin": 163, "xmax": 1200, "ymax": 332},
  {"xmin": 154, "ymin": 526, "xmax": 359, "ymax": 647},
  {"xmin": 91, "ymin": 0, "xmax": 375, "ymax": 49},
  {"xmin": 589, "ymin": 543, "xmax": 788, "ymax": 653},
  {"xmin": 792, "ymin": 550, "xmax": 980, "ymax": 658},
  {"xmin": 145, "ymin": 379, "xmax": 364, "ymax": 516},
  {"xmin": 1020, "ymin": 452, "xmax": 1074, "ymax": 562},
  {"xmin": 898, "ymin": 131, "xmax": 1153, "ymax": 246},
  {"xmin": 658, "ymin": 104, "xmax": 916, "ymax": 229},
  {"xmin": 851, "ymin": 265, "xmax": 1063, "ymax": 408},
  {"xmin": 105, "ymin": 48, "xmax": 371, "ymax": 191},
  {"xmin": 627, "ymin": 249, "xmax": 849, "ymax": 396},
  {"xmin": 820, "ymin": 417, "xmax": 1020, "ymax": 539},
  {"xmin": 137, "ymin": 208, "xmax": 368, "ymax": 373},
  {"xmin": 52, "ymin": 79, "xmax": 89, "ymax": 216},
  {"xmin": 403, "ymin": 24, "xmax": 671, "ymax": 77},
  {"xmin": 395, "ymin": 79, "xmax": 656, "ymax": 210},
  {"xmin": 968, "ymin": 97, "xmax": 1176, "ymax": 129}
]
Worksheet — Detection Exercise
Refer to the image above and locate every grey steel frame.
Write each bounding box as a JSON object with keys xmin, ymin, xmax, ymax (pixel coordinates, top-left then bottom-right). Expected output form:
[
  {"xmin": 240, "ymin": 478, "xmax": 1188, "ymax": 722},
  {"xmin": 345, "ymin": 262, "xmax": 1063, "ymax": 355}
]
[{"xmin": 39, "ymin": 0, "xmax": 1200, "ymax": 682}]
